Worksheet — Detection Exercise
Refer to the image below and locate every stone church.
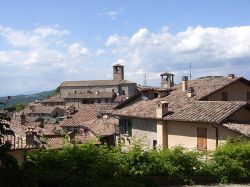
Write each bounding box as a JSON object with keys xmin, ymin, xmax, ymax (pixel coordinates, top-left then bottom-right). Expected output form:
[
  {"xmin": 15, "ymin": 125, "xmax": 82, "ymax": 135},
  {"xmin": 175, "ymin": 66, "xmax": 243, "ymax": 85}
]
[{"xmin": 59, "ymin": 64, "xmax": 137, "ymax": 106}]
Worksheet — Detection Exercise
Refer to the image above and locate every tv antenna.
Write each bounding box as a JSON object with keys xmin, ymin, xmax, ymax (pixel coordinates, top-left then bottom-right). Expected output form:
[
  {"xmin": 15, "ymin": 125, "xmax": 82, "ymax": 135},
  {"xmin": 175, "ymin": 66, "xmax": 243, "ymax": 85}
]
[
  {"xmin": 189, "ymin": 62, "xmax": 192, "ymax": 80},
  {"xmin": 143, "ymin": 72, "xmax": 147, "ymax": 86}
]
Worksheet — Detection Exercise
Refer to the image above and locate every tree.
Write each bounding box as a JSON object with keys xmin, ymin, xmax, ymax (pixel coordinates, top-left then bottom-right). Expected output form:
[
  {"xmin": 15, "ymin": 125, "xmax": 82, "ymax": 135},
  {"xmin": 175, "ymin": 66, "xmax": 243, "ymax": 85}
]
[{"xmin": 0, "ymin": 113, "xmax": 17, "ymax": 168}]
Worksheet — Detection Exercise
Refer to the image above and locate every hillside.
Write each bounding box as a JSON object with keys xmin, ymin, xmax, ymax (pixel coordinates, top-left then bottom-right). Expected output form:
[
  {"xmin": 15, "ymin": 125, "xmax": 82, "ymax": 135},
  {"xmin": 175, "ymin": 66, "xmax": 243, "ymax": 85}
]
[{"xmin": 0, "ymin": 90, "xmax": 56, "ymax": 109}]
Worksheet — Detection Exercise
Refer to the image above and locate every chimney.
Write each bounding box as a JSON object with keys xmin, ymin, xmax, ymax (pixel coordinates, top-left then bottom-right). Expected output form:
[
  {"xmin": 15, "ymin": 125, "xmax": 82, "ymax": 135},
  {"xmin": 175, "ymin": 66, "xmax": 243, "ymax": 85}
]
[
  {"xmin": 26, "ymin": 128, "xmax": 35, "ymax": 145},
  {"xmin": 182, "ymin": 76, "xmax": 188, "ymax": 91},
  {"xmin": 20, "ymin": 113, "xmax": 26, "ymax": 125},
  {"xmin": 187, "ymin": 87, "xmax": 195, "ymax": 97},
  {"xmin": 156, "ymin": 101, "xmax": 168, "ymax": 118},
  {"xmin": 228, "ymin": 74, "xmax": 235, "ymax": 79}
]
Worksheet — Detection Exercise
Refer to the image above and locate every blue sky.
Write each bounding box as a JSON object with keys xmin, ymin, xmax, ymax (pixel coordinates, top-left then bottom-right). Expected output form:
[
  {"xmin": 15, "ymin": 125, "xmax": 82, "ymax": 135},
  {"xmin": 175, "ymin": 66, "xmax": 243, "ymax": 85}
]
[{"xmin": 1, "ymin": 0, "xmax": 250, "ymax": 96}]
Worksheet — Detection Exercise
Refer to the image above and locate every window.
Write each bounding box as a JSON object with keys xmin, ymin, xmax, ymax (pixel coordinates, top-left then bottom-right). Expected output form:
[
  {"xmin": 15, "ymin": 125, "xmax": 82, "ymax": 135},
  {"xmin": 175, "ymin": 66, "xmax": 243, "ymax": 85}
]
[
  {"xmin": 247, "ymin": 92, "xmax": 250, "ymax": 100},
  {"xmin": 153, "ymin": 140, "xmax": 157, "ymax": 149},
  {"xmin": 124, "ymin": 119, "xmax": 132, "ymax": 136},
  {"xmin": 222, "ymin": 92, "xmax": 228, "ymax": 101},
  {"xmin": 120, "ymin": 119, "xmax": 132, "ymax": 136},
  {"xmin": 197, "ymin": 127, "xmax": 207, "ymax": 150},
  {"xmin": 154, "ymin": 93, "xmax": 159, "ymax": 98}
]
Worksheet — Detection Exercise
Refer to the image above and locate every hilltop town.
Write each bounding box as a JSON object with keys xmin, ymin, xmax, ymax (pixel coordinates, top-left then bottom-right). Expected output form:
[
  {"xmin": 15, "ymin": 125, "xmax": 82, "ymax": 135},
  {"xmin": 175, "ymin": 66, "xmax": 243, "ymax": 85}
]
[{"xmin": 0, "ymin": 64, "xmax": 249, "ymax": 162}]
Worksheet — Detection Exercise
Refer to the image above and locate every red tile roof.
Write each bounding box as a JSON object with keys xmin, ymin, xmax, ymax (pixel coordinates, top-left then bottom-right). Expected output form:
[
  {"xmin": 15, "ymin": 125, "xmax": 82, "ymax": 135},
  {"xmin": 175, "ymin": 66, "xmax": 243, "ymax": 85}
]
[
  {"xmin": 113, "ymin": 76, "xmax": 249, "ymax": 124},
  {"xmin": 222, "ymin": 122, "xmax": 250, "ymax": 137},
  {"xmin": 0, "ymin": 135, "xmax": 42, "ymax": 150}
]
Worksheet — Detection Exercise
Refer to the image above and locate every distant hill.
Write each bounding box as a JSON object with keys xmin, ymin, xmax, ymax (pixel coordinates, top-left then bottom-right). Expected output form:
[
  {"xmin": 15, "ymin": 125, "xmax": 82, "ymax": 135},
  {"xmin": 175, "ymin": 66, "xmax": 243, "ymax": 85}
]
[{"xmin": 0, "ymin": 90, "xmax": 56, "ymax": 109}]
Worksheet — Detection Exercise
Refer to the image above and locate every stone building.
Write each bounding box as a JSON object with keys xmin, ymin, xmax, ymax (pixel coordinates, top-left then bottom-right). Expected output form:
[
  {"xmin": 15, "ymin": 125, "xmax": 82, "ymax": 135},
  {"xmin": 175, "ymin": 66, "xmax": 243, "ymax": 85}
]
[
  {"xmin": 59, "ymin": 64, "xmax": 137, "ymax": 107},
  {"xmin": 113, "ymin": 73, "xmax": 250, "ymax": 150}
]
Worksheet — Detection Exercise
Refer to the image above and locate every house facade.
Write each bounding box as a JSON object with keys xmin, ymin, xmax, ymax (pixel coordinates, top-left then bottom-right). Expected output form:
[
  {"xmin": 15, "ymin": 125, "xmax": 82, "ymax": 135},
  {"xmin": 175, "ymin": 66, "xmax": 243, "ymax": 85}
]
[{"xmin": 113, "ymin": 74, "xmax": 250, "ymax": 150}]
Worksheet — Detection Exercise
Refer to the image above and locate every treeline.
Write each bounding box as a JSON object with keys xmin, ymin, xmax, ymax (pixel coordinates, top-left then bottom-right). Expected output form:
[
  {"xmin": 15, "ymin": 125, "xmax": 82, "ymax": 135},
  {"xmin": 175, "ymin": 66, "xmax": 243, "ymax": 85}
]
[{"xmin": 1, "ymin": 139, "xmax": 250, "ymax": 187}]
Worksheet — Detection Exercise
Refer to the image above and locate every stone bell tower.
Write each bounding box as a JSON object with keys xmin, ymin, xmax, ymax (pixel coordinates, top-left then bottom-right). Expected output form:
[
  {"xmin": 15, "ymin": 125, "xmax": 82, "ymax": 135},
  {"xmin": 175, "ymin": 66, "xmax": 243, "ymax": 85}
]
[
  {"xmin": 113, "ymin": 64, "xmax": 124, "ymax": 81},
  {"xmin": 160, "ymin": 72, "xmax": 174, "ymax": 89}
]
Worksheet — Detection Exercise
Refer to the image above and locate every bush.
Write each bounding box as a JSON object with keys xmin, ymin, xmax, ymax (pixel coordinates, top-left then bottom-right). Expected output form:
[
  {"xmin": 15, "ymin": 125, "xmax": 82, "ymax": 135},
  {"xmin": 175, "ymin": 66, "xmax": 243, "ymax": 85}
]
[
  {"xmin": 203, "ymin": 139, "xmax": 250, "ymax": 183},
  {"xmin": 3, "ymin": 139, "xmax": 249, "ymax": 186}
]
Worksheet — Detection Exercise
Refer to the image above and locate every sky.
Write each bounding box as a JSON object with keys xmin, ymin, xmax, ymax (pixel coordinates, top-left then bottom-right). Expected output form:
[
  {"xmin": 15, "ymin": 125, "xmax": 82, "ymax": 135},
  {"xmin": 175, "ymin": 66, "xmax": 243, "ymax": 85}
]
[{"xmin": 1, "ymin": 0, "xmax": 250, "ymax": 96}]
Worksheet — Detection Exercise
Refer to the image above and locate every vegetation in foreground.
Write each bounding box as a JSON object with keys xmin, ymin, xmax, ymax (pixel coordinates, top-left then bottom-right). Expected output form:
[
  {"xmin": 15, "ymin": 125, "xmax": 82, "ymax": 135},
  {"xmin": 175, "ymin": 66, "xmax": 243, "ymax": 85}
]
[{"xmin": 0, "ymin": 139, "xmax": 249, "ymax": 187}]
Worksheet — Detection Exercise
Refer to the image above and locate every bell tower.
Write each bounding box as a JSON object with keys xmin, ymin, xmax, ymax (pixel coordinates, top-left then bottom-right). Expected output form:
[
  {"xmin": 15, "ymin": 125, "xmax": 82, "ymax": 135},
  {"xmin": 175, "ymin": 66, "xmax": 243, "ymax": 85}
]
[
  {"xmin": 160, "ymin": 72, "xmax": 174, "ymax": 89},
  {"xmin": 113, "ymin": 64, "xmax": 124, "ymax": 81}
]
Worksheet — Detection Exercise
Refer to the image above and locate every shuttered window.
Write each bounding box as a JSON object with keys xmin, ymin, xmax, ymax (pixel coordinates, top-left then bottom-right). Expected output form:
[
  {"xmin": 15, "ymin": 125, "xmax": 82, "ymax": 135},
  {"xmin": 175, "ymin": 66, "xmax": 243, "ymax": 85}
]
[
  {"xmin": 197, "ymin": 127, "xmax": 207, "ymax": 150},
  {"xmin": 120, "ymin": 119, "xmax": 132, "ymax": 136}
]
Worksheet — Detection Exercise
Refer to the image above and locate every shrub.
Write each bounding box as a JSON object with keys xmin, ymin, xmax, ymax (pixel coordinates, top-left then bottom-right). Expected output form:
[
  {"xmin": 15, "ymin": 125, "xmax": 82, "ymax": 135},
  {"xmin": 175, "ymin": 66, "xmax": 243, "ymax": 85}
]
[{"xmin": 206, "ymin": 139, "xmax": 250, "ymax": 183}]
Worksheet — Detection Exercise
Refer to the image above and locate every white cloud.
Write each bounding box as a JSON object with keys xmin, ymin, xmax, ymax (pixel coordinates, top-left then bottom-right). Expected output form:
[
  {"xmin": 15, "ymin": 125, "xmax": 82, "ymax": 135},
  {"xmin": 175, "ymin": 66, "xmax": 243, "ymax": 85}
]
[
  {"xmin": 1, "ymin": 24, "xmax": 250, "ymax": 96},
  {"xmin": 98, "ymin": 8, "xmax": 123, "ymax": 20},
  {"xmin": 0, "ymin": 25, "xmax": 69, "ymax": 48},
  {"xmin": 105, "ymin": 25, "xmax": 250, "ymax": 85},
  {"xmin": 68, "ymin": 43, "xmax": 90, "ymax": 56}
]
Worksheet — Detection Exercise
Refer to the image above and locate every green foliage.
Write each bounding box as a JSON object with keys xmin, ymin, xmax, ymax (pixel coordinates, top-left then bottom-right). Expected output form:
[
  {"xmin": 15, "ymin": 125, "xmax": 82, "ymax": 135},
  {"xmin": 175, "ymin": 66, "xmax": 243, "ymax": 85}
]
[
  {"xmin": 1, "ymin": 139, "xmax": 249, "ymax": 186},
  {"xmin": 7, "ymin": 103, "xmax": 28, "ymax": 112},
  {"xmin": 205, "ymin": 139, "xmax": 250, "ymax": 183},
  {"xmin": 0, "ymin": 113, "xmax": 17, "ymax": 169}
]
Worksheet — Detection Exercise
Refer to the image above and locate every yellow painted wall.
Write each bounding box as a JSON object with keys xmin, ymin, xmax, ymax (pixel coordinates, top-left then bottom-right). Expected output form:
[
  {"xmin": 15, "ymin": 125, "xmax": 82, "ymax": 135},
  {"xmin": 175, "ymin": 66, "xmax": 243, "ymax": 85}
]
[
  {"xmin": 207, "ymin": 81, "xmax": 250, "ymax": 102},
  {"xmin": 167, "ymin": 121, "xmax": 241, "ymax": 150}
]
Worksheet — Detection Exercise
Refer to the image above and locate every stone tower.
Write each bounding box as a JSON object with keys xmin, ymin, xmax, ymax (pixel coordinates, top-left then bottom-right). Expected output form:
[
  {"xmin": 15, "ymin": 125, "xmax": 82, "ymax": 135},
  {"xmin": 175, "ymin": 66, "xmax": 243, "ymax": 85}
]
[
  {"xmin": 113, "ymin": 64, "xmax": 124, "ymax": 81},
  {"xmin": 160, "ymin": 72, "xmax": 174, "ymax": 89}
]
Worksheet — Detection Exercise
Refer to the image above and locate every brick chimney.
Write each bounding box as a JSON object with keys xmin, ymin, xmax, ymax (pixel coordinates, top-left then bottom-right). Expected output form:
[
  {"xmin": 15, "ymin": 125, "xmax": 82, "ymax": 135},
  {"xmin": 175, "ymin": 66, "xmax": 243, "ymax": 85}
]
[
  {"xmin": 156, "ymin": 101, "xmax": 168, "ymax": 118},
  {"xmin": 182, "ymin": 76, "xmax": 188, "ymax": 91},
  {"xmin": 187, "ymin": 87, "xmax": 195, "ymax": 98},
  {"xmin": 26, "ymin": 128, "xmax": 35, "ymax": 145}
]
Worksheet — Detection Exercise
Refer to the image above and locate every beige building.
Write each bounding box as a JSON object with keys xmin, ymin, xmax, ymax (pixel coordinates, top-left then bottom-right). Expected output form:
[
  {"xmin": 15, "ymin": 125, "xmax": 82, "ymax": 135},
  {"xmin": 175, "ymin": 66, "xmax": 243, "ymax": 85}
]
[{"xmin": 113, "ymin": 74, "xmax": 250, "ymax": 150}]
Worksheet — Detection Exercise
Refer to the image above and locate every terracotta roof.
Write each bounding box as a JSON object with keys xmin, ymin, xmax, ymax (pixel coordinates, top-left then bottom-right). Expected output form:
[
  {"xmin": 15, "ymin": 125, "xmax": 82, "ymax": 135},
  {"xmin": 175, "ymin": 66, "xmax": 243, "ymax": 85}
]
[
  {"xmin": 113, "ymin": 95, "xmax": 159, "ymax": 119},
  {"xmin": 43, "ymin": 135, "xmax": 70, "ymax": 149},
  {"xmin": 222, "ymin": 123, "xmax": 250, "ymax": 137},
  {"xmin": 23, "ymin": 106, "xmax": 63, "ymax": 114},
  {"xmin": 113, "ymin": 76, "xmax": 250, "ymax": 124},
  {"xmin": 64, "ymin": 92, "xmax": 114, "ymax": 99},
  {"xmin": 0, "ymin": 135, "xmax": 42, "ymax": 150},
  {"xmin": 164, "ymin": 101, "xmax": 247, "ymax": 123},
  {"xmin": 60, "ymin": 79, "xmax": 135, "ymax": 87},
  {"xmin": 61, "ymin": 105, "xmax": 100, "ymax": 127},
  {"xmin": 84, "ymin": 117, "xmax": 118, "ymax": 136}
]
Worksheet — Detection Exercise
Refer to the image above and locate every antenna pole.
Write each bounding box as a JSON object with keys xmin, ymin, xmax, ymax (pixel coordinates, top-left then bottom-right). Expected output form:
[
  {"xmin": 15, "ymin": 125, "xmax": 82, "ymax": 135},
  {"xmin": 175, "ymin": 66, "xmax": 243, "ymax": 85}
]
[
  {"xmin": 189, "ymin": 62, "xmax": 192, "ymax": 80},
  {"xmin": 143, "ymin": 72, "xmax": 147, "ymax": 86}
]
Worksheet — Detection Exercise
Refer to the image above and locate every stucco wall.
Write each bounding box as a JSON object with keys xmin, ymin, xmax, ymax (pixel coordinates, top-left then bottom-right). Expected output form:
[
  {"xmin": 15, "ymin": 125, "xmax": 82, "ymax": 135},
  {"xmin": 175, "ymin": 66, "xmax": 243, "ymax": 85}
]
[
  {"xmin": 118, "ymin": 118, "xmax": 157, "ymax": 150},
  {"xmin": 228, "ymin": 108, "xmax": 250, "ymax": 122},
  {"xmin": 60, "ymin": 86, "xmax": 119, "ymax": 97},
  {"xmin": 167, "ymin": 121, "xmax": 241, "ymax": 150},
  {"xmin": 132, "ymin": 118, "xmax": 157, "ymax": 149},
  {"xmin": 207, "ymin": 80, "xmax": 250, "ymax": 101},
  {"xmin": 218, "ymin": 125, "xmax": 239, "ymax": 145}
]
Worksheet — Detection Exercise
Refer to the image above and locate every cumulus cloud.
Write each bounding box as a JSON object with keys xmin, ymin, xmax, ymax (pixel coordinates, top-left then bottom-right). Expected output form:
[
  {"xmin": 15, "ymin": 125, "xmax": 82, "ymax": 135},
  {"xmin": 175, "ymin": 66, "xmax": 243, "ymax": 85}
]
[
  {"xmin": 1, "ymin": 24, "xmax": 250, "ymax": 96},
  {"xmin": 68, "ymin": 43, "xmax": 90, "ymax": 56},
  {"xmin": 105, "ymin": 25, "xmax": 250, "ymax": 85}
]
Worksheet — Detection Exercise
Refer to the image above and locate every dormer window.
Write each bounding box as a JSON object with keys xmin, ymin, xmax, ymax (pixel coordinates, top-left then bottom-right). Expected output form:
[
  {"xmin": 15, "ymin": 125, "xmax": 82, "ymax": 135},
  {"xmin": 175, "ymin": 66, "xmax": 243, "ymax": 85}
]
[{"xmin": 222, "ymin": 92, "xmax": 228, "ymax": 101}]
